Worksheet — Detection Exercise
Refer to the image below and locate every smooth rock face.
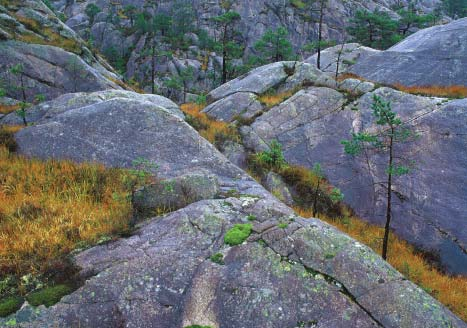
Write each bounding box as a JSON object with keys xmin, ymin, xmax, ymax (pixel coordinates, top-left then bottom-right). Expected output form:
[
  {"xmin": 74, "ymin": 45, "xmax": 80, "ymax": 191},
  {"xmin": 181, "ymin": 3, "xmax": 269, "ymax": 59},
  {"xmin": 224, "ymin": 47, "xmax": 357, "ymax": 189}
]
[
  {"xmin": 13, "ymin": 91, "xmax": 267, "ymax": 198},
  {"xmin": 350, "ymin": 18, "xmax": 467, "ymax": 87},
  {"xmin": 249, "ymin": 86, "xmax": 467, "ymax": 271},
  {"xmin": 4, "ymin": 197, "xmax": 465, "ymax": 328}
]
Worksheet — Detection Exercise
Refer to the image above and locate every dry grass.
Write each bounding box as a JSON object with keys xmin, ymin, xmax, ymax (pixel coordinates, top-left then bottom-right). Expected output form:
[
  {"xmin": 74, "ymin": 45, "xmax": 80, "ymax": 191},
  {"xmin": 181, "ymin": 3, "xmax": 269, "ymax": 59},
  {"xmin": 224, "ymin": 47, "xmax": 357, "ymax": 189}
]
[
  {"xmin": 294, "ymin": 206, "xmax": 467, "ymax": 322},
  {"xmin": 393, "ymin": 84, "xmax": 467, "ymax": 99},
  {"xmin": 0, "ymin": 145, "xmax": 137, "ymax": 287},
  {"xmin": 258, "ymin": 89, "xmax": 297, "ymax": 108},
  {"xmin": 0, "ymin": 104, "xmax": 19, "ymax": 115},
  {"xmin": 180, "ymin": 103, "xmax": 240, "ymax": 146},
  {"xmin": 337, "ymin": 73, "xmax": 467, "ymax": 99}
]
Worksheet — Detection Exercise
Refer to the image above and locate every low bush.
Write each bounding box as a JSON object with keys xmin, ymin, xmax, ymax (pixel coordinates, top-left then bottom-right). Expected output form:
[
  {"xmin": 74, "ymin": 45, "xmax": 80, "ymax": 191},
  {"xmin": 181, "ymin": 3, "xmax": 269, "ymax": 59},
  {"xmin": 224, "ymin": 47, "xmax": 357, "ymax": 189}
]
[{"xmin": 0, "ymin": 296, "xmax": 23, "ymax": 317}]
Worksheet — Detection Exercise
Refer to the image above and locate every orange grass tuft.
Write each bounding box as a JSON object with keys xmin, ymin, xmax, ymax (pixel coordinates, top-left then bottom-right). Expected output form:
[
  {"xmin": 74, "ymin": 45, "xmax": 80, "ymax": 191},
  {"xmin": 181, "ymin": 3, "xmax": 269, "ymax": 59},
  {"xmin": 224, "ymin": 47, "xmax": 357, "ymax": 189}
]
[
  {"xmin": 392, "ymin": 84, "xmax": 467, "ymax": 99},
  {"xmin": 0, "ymin": 104, "xmax": 20, "ymax": 115},
  {"xmin": 180, "ymin": 103, "xmax": 240, "ymax": 145},
  {"xmin": 293, "ymin": 206, "xmax": 467, "ymax": 322},
  {"xmin": 0, "ymin": 146, "xmax": 135, "ymax": 282},
  {"xmin": 258, "ymin": 89, "xmax": 297, "ymax": 108}
]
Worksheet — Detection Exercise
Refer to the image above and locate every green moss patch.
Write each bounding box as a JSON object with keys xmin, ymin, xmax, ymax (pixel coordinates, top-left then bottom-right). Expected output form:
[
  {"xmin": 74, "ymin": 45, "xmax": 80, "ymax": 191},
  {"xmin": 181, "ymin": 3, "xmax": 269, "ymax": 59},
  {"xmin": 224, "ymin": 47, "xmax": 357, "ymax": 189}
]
[
  {"xmin": 224, "ymin": 223, "xmax": 253, "ymax": 246},
  {"xmin": 184, "ymin": 326, "xmax": 212, "ymax": 328},
  {"xmin": 26, "ymin": 285, "xmax": 72, "ymax": 307},
  {"xmin": 0, "ymin": 296, "xmax": 24, "ymax": 317},
  {"xmin": 210, "ymin": 253, "xmax": 225, "ymax": 265}
]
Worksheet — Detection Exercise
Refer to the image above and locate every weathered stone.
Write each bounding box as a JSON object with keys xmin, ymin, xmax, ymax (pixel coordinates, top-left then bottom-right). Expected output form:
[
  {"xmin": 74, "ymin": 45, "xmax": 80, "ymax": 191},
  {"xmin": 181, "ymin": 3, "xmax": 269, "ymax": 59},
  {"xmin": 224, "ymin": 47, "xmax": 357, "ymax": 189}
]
[
  {"xmin": 221, "ymin": 141, "xmax": 248, "ymax": 169},
  {"xmin": 203, "ymin": 92, "xmax": 263, "ymax": 122},
  {"xmin": 248, "ymin": 86, "xmax": 467, "ymax": 273},
  {"xmin": 350, "ymin": 18, "xmax": 467, "ymax": 87},
  {"xmin": 1, "ymin": 90, "xmax": 183, "ymax": 125},
  {"xmin": 339, "ymin": 78, "xmax": 375, "ymax": 96},
  {"xmin": 305, "ymin": 43, "xmax": 380, "ymax": 75},
  {"xmin": 263, "ymin": 171, "xmax": 294, "ymax": 205},
  {"xmin": 132, "ymin": 172, "xmax": 220, "ymax": 217},
  {"xmin": 0, "ymin": 41, "xmax": 121, "ymax": 102},
  {"xmin": 3, "ymin": 196, "xmax": 464, "ymax": 327}
]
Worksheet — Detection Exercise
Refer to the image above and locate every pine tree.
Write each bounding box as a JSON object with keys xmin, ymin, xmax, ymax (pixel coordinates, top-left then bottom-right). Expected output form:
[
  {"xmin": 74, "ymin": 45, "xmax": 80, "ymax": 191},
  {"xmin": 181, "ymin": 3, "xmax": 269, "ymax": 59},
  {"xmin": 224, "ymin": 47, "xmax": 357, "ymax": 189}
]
[
  {"xmin": 342, "ymin": 95, "xmax": 417, "ymax": 260},
  {"xmin": 253, "ymin": 27, "xmax": 294, "ymax": 64}
]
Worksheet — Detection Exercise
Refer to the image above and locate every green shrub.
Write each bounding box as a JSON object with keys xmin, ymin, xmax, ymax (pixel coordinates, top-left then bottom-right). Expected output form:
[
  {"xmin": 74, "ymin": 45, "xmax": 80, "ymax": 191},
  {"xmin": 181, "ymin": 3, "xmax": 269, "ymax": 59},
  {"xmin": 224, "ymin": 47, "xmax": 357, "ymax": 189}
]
[
  {"xmin": 253, "ymin": 140, "xmax": 287, "ymax": 171},
  {"xmin": 0, "ymin": 296, "xmax": 23, "ymax": 317},
  {"xmin": 278, "ymin": 223, "xmax": 288, "ymax": 229},
  {"xmin": 210, "ymin": 253, "xmax": 225, "ymax": 265},
  {"xmin": 26, "ymin": 285, "xmax": 72, "ymax": 307},
  {"xmin": 224, "ymin": 224, "xmax": 253, "ymax": 246}
]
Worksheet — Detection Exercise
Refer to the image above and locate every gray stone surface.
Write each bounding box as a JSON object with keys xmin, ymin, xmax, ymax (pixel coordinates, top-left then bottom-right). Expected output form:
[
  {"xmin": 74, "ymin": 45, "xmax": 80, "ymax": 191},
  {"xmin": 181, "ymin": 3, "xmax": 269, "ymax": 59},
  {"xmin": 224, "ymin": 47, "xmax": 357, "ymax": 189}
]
[
  {"xmin": 263, "ymin": 171, "xmax": 294, "ymax": 205},
  {"xmin": 208, "ymin": 62, "xmax": 332, "ymax": 102},
  {"xmin": 0, "ymin": 1, "xmax": 123, "ymax": 102},
  {"xmin": 3, "ymin": 88, "xmax": 465, "ymax": 326},
  {"xmin": 249, "ymin": 86, "xmax": 467, "ymax": 272},
  {"xmin": 338, "ymin": 78, "xmax": 375, "ymax": 96},
  {"xmin": 202, "ymin": 92, "xmax": 262, "ymax": 122},
  {"xmin": 0, "ymin": 90, "xmax": 182, "ymax": 125},
  {"xmin": 0, "ymin": 41, "xmax": 121, "ymax": 102},
  {"xmin": 132, "ymin": 172, "xmax": 220, "ymax": 216},
  {"xmin": 3, "ymin": 197, "xmax": 464, "ymax": 327},
  {"xmin": 305, "ymin": 43, "xmax": 380, "ymax": 75},
  {"xmin": 350, "ymin": 18, "xmax": 467, "ymax": 87}
]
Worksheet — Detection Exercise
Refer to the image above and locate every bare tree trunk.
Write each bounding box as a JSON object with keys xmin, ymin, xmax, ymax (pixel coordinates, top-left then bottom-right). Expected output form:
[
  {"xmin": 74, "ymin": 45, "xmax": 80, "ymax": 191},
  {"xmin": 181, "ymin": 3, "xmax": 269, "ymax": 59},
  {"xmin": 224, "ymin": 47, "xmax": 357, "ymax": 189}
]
[
  {"xmin": 312, "ymin": 179, "xmax": 321, "ymax": 217},
  {"xmin": 316, "ymin": 0, "xmax": 325, "ymax": 69},
  {"xmin": 382, "ymin": 129, "xmax": 394, "ymax": 260}
]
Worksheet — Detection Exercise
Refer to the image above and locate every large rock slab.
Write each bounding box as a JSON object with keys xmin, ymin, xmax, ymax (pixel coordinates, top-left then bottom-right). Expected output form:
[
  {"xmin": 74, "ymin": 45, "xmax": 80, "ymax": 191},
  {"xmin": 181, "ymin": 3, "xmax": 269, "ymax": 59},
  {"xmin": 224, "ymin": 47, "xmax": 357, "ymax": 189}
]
[
  {"xmin": 2, "ymin": 197, "xmax": 464, "ymax": 327},
  {"xmin": 0, "ymin": 90, "xmax": 182, "ymax": 125},
  {"xmin": 13, "ymin": 90, "xmax": 266, "ymax": 198},
  {"xmin": 202, "ymin": 92, "xmax": 262, "ymax": 122},
  {"xmin": 305, "ymin": 43, "xmax": 380, "ymax": 75},
  {"xmin": 249, "ymin": 86, "xmax": 467, "ymax": 274},
  {"xmin": 0, "ymin": 41, "xmax": 121, "ymax": 102},
  {"xmin": 350, "ymin": 18, "xmax": 467, "ymax": 87},
  {"xmin": 208, "ymin": 61, "xmax": 331, "ymax": 101}
]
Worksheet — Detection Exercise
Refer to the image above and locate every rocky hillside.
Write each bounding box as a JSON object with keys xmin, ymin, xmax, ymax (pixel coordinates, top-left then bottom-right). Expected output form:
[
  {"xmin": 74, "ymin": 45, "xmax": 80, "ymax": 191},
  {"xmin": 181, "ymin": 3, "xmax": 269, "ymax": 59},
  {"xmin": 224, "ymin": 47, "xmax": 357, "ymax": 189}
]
[
  {"xmin": 48, "ymin": 0, "xmax": 442, "ymax": 99},
  {"xmin": 0, "ymin": 0, "xmax": 125, "ymax": 102},
  {"xmin": 349, "ymin": 17, "xmax": 467, "ymax": 87},
  {"xmin": 203, "ymin": 59, "xmax": 467, "ymax": 275},
  {"xmin": 1, "ymin": 87, "xmax": 465, "ymax": 327}
]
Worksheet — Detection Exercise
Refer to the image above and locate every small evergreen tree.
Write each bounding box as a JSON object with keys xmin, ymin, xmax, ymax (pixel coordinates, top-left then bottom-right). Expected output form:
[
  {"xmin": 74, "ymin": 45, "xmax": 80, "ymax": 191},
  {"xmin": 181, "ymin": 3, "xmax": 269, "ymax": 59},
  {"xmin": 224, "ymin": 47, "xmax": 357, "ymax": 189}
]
[
  {"xmin": 253, "ymin": 27, "xmax": 294, "ymax": 64},
  {"xmin": 211, "ymin": 11, "xmax": 243, "ymax": 84},
  {"xmin": 342, "ymin": 95, "xmax": 417, "ymax": 260},
  {"xmin": 442, "ymin": 0, "xmax": 467, "ymax": 17},
  {"xmin": 85, "ymin": 3, "xmax": 101, "ymax": 24},
  {"xmin": 347, "ymin": 10, "xmax": 402, "ymax": 49}
]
